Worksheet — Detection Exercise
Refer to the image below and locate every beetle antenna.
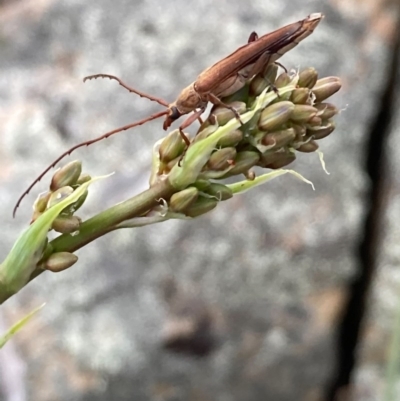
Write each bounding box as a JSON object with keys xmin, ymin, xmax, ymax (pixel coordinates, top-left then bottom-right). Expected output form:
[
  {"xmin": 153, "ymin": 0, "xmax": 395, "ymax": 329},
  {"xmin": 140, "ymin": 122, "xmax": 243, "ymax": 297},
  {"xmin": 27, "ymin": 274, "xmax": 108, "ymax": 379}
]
[
  {"xmin": 13, "ymin": 109, "xmax": 169, "ymax": 217},
  {"xmin": 83, "ymin": 74, "xmax": 169, "ymax": 108}
]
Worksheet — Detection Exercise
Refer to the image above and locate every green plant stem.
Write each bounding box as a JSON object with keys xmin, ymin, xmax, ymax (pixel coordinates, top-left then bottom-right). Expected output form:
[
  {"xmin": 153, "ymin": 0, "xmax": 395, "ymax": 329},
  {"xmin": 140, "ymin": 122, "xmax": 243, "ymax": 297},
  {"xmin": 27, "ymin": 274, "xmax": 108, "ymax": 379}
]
[{"xmin": 27, "ymin": 177, "xmax": 175, "ymax": 283}]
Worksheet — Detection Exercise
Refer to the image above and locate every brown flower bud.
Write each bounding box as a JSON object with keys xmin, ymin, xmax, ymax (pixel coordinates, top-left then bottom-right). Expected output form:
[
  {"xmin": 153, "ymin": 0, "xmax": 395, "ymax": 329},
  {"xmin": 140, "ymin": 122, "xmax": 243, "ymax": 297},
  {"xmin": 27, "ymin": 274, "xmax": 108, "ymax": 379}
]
[
  {"xmin": 44, "ymin": 252, "xmax": 78, "ymax": 272},
  {"xmin": 52, "ymin": 215, "xmax": 81, "ymax": 234},
  {"xmin": 209, "ymin": 101, "xmax": 246, "ymax": 126},
  {"xmin": 217, "ymin": 129, "xmax": 243, "ymax": 148},
  {"xmin": 207, "ymin": 148, "xmax": 237, "ymax": 171},
  {"xmin": 312, "ymin": 77, "xmax": 342, "ymax": 102},
  {"xmin": 50, "ymin": 161, "xmax": 82, "ymax": 192},
  {"xmin": 169, "ymin": 187, "xmax": 199, "ymax": 213},
  {"xmin": 258, "ymin": 101, "xmax": 295, "ymax": 131},
  {"xmin": 159, "ymin": 130, "xmax": 186, "ymax": 163},
  {"xmin": 290, "ymin": 105, "xmax": 318, "ymax": 123},
  {"xmin": 291, "ymin": 88, "xmax": 312, "ymax": 104},
  {"xmin": 298, "ymin": 67, "xmax": 318, "ymax": 88},
  {"xmin": 185, "ymin": 197, "xmax": 218, "ymax": 217},
  {"xmin": 307, "ymin": 121, "xmax": 336, "ymax": 140},
  {"xmin": 314, "ymin": 103, "xmax": 339, "ymax": 119},
  {"xmin": 222, "ymin": 151, "xmax": 260, "ymax": 177},
  {"xmin": 296, "ymin": 140, "xmax": 319, "ymax": 153},
  {"xmin": 261, "ymin": 128, "xmax": 296, "ymax": 150}
]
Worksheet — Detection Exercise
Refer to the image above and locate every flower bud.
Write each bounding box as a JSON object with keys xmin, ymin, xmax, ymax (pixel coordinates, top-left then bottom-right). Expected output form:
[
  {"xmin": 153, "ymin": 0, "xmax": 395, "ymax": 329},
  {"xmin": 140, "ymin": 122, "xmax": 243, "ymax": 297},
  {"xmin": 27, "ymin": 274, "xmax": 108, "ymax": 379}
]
[
  {"xmin": 50, "ymin": 161, "xmax": 82, "ymax": 191},
  {"xmin": 76, "ymin": 173, "xmax": 91, "ymax": 185},
  {"xmin": 296, "ymin": 140, "xmax": 319, "ymax": 153},
  {"xmin": 33, "ymin": 191, "xmax": 51, "ymax": 213},
  {"xmin": 47, "ymin": 186, "xmax": 74, "ymax": 209},
  {"xmin": 258, "ymin": 101, "xmax": 295, "ymax": 131},
  {"xmin": 209, "ymin": 101, "xmax": 246, "ymax": 126},
  {"xmin": 261, "ymin": 128, "xmax": 296, "ymax": 149},
  {"xmin": 263, "ymin": 63, "xmax": 278, "ymax": 82},
  {"xmin": 258, "ymin": 149, "xmax": 295, "ymax": 168},
  {"xmin": 250, "ymin": 74, "xmax": 268, "ymax": 96},
  {"xmin": 61, "ymin": 190, "xmax": 88, "ymax": 215},
  {"xmin": 291, "ymin": 123, "xmax": 307, "ymax": 140},
  {"xmin": 222, "ymin": 151, "xmax": 260, "ymax": 177},
  {"xmin": 274, "ymin": 72, "xmax": 292, "ymax": 88},
  {"xmin": 217, "ymin": 129, "xmax": 243, "ymax": 148},
  {"xmin": 312, "ymin": 77, "xmax": 342, "ymax": 102},
  {"xmin": 204, "ymin": 183, "xmax": 233, "ymax": 201},
  {"xmin": 185, "ymin": 197, "xmax": 218, "ymax": 217},
  {"xmin": 44, "ymin": 252, "xmax": 78, "ymax": 272},
  {"xmin": 192, "ymin": 180, "xmax": 211, "ymax": 191},
  {"xmin": 298, "ymin": 67, "xmax": 318, "ymax": 88},
  {"xmin": 307, "ymin": 116, "xmax": 322, "ymax": 127},
  {"xmin": 159, "ymin": 130, "xmax": 186, "ymax": 163},
  {"xmin": 169, "ymin": 187, "xmax": 199, "ymax": 213},
  {"xmin": 291, "ymin": 88, "xmax": 312, "ymax": 104},
  {"xmin": 314, "ymin": 103, "xmax": 339, "ymax": 119},
  {"xmin": 207, "ymin": 147, "xmax": 237, "ymax": 171},
  {"xmin": 290, "ymin": 105, "xmax": 318, "ymax": 123},
  {"xmin": 267, "ymin": 154, "xmax": 296, "ymax": 169},
  {"xmin": 307, "ymin": 121, "xmax": 336, "ymax": 140},
  {"xmin": 52, "ymin": 215, "xmax": 81, "ymax": 234}
]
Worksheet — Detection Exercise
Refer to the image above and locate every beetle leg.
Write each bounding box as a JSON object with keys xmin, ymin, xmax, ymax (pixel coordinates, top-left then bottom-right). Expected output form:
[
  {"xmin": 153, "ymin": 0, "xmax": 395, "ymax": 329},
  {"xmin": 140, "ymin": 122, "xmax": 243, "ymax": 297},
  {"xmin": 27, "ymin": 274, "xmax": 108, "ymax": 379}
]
[
  {"xmin": 247, "ymin": 31, "xmax": 258, "ymax": 43},
  {"xmin": 178, "ymin": 108, "xmax": 206, "ymax": 146},
  {"xmin": 207, "ymin": 93, "xmax": 244, "ymax": 125}
]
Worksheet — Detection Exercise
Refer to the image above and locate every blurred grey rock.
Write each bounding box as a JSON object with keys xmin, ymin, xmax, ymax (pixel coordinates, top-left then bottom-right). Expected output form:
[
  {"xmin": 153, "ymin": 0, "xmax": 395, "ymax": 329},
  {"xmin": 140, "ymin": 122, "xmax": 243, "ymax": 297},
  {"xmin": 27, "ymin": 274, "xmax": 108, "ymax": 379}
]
[{"xmin": 0, "ymin": 0, "xmax": 398, "ymax": 400}]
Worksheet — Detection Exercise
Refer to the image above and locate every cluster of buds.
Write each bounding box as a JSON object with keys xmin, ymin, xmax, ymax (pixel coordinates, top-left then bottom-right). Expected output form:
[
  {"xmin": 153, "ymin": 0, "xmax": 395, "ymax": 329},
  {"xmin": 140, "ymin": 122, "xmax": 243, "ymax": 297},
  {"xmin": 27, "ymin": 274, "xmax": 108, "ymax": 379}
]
[
  {"xmin": 31, "ymin": 161, "xmax": 91, "ymax": 272},
  {"xmin": 154, "ymin": 65, "xmax": 341, "ymax": 217}
]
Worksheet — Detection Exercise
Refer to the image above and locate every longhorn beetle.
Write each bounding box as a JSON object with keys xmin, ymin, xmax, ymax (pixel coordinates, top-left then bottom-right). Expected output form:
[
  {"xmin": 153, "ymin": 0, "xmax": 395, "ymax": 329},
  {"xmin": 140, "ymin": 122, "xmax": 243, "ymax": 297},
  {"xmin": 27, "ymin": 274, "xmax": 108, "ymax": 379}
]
[{"xmin": 14, "ymin": 13, "xmax": 323, "ymax": 216}]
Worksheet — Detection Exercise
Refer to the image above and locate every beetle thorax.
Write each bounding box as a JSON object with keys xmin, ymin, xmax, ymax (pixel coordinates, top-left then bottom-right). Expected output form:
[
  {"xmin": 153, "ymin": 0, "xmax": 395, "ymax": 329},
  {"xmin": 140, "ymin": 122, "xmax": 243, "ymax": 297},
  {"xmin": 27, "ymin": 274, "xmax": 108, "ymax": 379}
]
[{"xmin": 173, "ymin": 83, "xmax": 202, "ymax": 115}]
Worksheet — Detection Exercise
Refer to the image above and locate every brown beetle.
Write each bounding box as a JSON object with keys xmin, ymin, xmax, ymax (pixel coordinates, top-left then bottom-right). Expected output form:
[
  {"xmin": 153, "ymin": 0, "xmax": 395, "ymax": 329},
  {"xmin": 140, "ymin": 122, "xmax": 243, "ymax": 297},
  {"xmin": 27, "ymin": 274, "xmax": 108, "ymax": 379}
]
[{"xmin": 14, "ymin": 13, "xmax": 323, "ymax": 216}]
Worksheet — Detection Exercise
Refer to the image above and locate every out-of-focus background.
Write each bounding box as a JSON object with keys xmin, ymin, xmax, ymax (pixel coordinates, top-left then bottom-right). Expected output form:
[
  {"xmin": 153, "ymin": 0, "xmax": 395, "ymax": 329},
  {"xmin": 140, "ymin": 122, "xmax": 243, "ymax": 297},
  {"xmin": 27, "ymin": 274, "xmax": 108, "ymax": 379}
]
[{"xmin": 0, "ymin": 0, "xmax": 399, "ymax": 400}]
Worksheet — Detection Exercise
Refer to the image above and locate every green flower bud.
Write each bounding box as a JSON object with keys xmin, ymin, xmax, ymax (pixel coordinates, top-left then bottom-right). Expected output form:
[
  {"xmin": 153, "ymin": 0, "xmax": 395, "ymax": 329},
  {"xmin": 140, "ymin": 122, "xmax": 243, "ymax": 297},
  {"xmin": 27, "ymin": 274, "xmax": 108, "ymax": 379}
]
[
  {"xmin": 159, "ymin": 130, "xmax": 186, "ymax": 163},
  {"xmin": 63, "ymin": 189, "xmax": 88, "ymax": 214},
  {"xmin": 298, "ymin": 67, "xmax": 318, "ymax": 88},
  {"xmin": 169, "ymin": 187, "xmax": 199, "ymax": 213},
  {"xmin": 76, "ymin": 173, "xmax": 92, "ymax": 185},
  {"xmin": 290, "ymin": 105, "xmax": 318, "ymax": 123},
  {"xmin": 33, "ymin": 191, "xmax": 51, "ymax": 213},
  {"xmin": 194, "ymin": 124, "xmax": 218, "ymax": 143},
  {"xmin": 250, "ymin": 74, "xmax": 268, "ymax": 96},
  {"xmin": 312, "ymin": 77, "xmax": 342, "ymax": 102},
  {"xmin": 307, "ymin": 121, "xmax": 336, "ymax": 140},
  {"xmin": 185, "ymin": 196, "xmax": 218, "ymax": 217},
  {"xmin": 314, "ymin": 103, "xmax": 339, "ymax": 119},
  {"xmin": 44, "ymin": 252, "xmax": 78, "ymax": 272},
  {"xmin": 191, "ymin": 180, "xmax": 211, "ymax": 192},
  {"xmin": 52, "ymin": 215, "xmax": 81, "ymax": 234},
  {"xmin": 291, "ymin": 88, "xmax": 312, "ymax": 104},
  {"xmin": 47, "ymin": 186, "xmax": 74, "ymax": 209},
  {"xmin": 261, "ymin": 128, "xmax": 296, "ymax": 149},
  {"xmin": 50, "ymin": 161, "xmax": 82, "ymax": 192},
  {"xmin": 207, "ymin": 147, "xmax": 237, "ymax": 171},
  {"xmin": 296, "ymin": 140, "xmax": 319, "ymax": 153},
  {"xmin": 209, "ymin": 101, "xmax": 246, "ymax": 126},
  {"xmin": 217, "ymin": 129, "xmax": 243, "ymax": 148},
  {"xmin": 222, "ymin": 151, "xmax": 260, "ymax": 177},
  {"xmin": 258, "ymin": 101, "xmax": 295, "ymax": 131},
  {"xmin": 263, "ymin": 63, "xmax": 279, "ymax": 83},
  {"xmin": 204, "ymin": 183, "xmax": 233, "ymax": 201}
]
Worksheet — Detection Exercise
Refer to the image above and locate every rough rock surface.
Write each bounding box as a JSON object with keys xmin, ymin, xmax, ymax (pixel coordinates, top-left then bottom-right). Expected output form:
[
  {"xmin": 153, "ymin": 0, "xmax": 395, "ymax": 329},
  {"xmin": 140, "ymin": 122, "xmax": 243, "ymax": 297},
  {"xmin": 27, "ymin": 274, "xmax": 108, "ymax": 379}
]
[{"xmin": 0, "ymin": 0, "xmax": 398, "ymax": 400}]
